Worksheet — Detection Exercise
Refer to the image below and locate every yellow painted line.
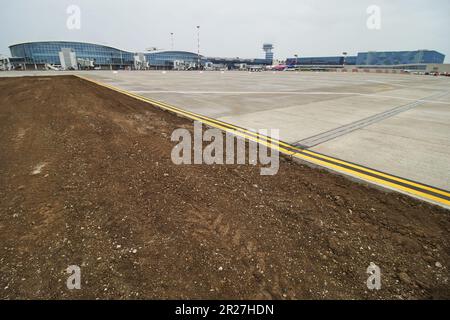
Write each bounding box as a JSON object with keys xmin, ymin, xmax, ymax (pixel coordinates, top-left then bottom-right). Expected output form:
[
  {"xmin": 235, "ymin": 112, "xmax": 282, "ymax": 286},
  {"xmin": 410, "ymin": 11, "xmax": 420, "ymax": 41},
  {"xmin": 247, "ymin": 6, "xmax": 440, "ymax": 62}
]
[
  {"xmin": 291, "ymin": 152, "xmax": 450, "ymax": 206},
  {"xmin": 300, "ymin": 149, "xmax": 450, "ymax": 198},
  {"xmin": 75, "ymin": 75, "xmax": 450, "ymax": 207}
]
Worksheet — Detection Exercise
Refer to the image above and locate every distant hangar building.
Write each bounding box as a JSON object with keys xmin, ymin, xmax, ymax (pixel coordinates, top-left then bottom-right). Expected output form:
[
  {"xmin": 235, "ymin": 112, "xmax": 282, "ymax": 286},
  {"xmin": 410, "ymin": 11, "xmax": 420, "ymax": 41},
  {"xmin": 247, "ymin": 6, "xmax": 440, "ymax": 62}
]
[
  {"xmin": 356, "ymin": 50, "xmax": 445, "ymax": 65},
  {"xmin": 285, "ymin": 56, "xmax": 357, "ymax": 66},
  {"xmin": 286, "ymin": 50, "xmax": 445, "ymax": 69}
]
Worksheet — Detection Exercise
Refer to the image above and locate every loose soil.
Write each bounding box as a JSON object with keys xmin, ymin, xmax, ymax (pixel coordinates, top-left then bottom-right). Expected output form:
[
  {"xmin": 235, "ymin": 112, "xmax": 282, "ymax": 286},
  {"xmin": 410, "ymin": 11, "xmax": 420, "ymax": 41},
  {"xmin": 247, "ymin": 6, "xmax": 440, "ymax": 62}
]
[{"xmin": 0, "ymin": 76, "xmax": 448, "ymax": 299}]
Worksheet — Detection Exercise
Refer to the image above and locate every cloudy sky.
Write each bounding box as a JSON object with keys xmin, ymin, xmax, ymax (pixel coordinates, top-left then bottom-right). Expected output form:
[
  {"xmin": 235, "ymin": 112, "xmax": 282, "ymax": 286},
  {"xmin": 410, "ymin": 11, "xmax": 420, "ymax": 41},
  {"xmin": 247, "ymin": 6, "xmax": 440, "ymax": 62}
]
[{"xmin": 1, "ymin": 0, "xmax": 449, "ymax": 61}]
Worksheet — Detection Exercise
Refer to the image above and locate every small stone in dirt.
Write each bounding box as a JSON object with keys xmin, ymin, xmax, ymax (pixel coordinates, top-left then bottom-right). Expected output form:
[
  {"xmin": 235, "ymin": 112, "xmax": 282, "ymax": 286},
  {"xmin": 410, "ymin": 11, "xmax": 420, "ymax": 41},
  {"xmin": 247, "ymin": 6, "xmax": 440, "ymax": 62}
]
[
  {"xmin": 163, "ymin": 173, "xmax": 169, "ymax": 177},
  {"xmin": 17, "ymin": 185, "xmax": 25, "ymax": 190},
  {"xmin": 435, "ymin": 262, "xmax": 442, "ymax": 268},
  {"xmin": 132, "ymin": 249, "xmax": 137, "ymax": 254},
  {"xmin": 116, "ymin": 245, "xmax": 121, "ymax": 249},
  {"xmin": 218, "ymin": 267, "xmax": 223, "ymax": 271},
  {"xmin": 328, "ymin": 237, "xmax": 346, "ymax": 255},
  {"xmin": 398, "ymin": 272, "xmax": 412, "ymax": 284},
  {"xmin": 31, "ymin": 163, "xmax": 47, "ymax": 175},
  {"xmin": 334, "ymin": 196, "xmax": 345, "ymax": 206}
]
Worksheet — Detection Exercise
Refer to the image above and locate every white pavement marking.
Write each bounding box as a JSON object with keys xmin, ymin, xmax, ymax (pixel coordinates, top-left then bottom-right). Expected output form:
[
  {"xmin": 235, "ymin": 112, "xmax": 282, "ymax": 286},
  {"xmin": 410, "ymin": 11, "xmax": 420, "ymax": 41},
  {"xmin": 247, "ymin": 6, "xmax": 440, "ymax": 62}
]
[{"xmin": 366, "ymin": 79, "xmax": 408, "ymax": 87}]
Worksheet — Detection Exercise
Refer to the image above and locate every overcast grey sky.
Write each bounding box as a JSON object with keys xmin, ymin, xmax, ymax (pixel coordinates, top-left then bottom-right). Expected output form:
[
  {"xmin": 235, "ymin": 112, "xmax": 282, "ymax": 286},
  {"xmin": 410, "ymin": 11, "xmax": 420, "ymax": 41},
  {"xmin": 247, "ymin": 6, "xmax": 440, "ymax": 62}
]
[{"xmin": 1, "ymin": 0, "xmax": 449, "ymax": 61}]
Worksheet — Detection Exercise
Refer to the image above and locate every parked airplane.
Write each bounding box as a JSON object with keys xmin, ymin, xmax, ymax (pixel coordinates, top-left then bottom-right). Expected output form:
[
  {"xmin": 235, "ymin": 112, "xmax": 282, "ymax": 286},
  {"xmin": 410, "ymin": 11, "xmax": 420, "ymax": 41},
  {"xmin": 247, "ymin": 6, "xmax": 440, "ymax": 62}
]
[{"xmin": 271, "ymin": 64, "xmax": 287, "ymax": 71}]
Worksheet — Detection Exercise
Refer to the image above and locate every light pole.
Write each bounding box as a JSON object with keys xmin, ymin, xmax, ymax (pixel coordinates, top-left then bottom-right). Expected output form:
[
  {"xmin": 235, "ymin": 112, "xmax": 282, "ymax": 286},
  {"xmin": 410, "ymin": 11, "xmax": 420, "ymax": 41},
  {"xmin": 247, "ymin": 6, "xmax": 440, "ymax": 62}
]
[
  {"xmin": 170, "ymin": 32, "xmax": 174, "ymax": 51},
  {"xmin": 196, "ymin": 25, "xmax": 200, "ymax": 70}
]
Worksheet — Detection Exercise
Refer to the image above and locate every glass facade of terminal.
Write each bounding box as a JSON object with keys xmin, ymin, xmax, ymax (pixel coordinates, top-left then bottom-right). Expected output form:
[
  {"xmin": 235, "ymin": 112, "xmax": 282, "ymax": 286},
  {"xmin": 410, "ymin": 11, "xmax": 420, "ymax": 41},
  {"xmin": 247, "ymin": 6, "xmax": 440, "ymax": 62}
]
[
  {"xmin": 356, "ymin": 50, "xmax": 445, "ymax": 65},
  {"xmin": 345, "ymin": 56, "xmax": 357, "ymax": 65},
  {"xmin": 9, "ymin": 41, "xmax": 134, "ymax": 67},
  {"xmin": 145, "ymin": 51, "xmax": 202, "ymax": 67},
  {"xmin": 206, "ymin": 57, "xmax": 272, "ymax": 68},
  {"xmin": 285, "ymin": 56, "xmax": 357, "ymax": 66},
  {"xmin": 286, "ymin": 50, "xmax": 445, "ymax": 66},
  {"xmin": 9, "ymin": 42, "xmax": 206, "ymax": 69}
]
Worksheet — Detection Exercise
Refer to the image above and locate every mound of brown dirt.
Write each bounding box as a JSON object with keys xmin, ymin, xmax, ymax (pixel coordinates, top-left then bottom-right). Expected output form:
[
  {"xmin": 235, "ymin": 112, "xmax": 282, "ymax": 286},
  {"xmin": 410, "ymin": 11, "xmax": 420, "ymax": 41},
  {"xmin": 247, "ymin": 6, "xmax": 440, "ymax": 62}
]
[{"xmin": 0, "ymin": 76, "xmax": 448, "ymax": 299}]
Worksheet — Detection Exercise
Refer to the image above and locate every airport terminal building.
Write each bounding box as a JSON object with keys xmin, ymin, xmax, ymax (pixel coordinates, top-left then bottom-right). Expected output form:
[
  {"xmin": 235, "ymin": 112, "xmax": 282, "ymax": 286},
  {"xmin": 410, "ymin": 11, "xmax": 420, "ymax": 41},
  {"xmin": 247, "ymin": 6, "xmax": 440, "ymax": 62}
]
[
  {"xmin": 356, "ymin": 50, "xmax": 445, "ymax": 65},
  {"xmin": 6, "ymin": 41, "xmax": 205, "ymax": 70},
  {"xmin": 2, "ymin": 41, "xmax": 447, "ymax": 72},
  {"xmin": 285, "ymin": 56, "xmax": 357, "ymax": 66},
  {"xmin": 285, "ymin": 50, "xmax": 446, "ymax": 72},
  {"xmin": 9, "ymin": 41, "xmax": 134, "ymax": 69},
  {"xmin": 5, "ymin": 41, "xmax": 273, "ymax": 71}
]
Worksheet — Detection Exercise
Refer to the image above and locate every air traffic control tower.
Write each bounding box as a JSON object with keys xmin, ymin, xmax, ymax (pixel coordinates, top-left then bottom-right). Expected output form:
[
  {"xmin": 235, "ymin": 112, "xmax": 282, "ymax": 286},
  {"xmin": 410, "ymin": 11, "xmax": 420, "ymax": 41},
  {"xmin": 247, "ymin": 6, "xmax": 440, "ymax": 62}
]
[{"xmin": 263, "ymin": 43, "xmax": 274, "ymax": 64}]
